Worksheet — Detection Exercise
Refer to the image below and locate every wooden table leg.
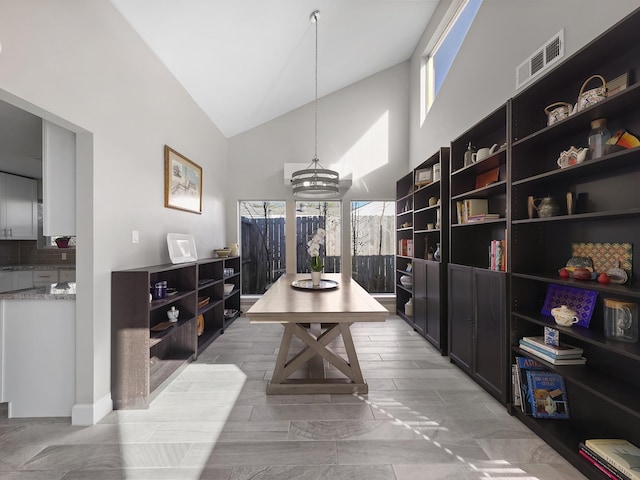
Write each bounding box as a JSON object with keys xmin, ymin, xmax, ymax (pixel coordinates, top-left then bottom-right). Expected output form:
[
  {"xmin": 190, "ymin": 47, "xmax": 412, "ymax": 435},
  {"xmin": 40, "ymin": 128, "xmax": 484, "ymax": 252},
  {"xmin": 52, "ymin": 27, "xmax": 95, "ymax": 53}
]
[
  {"xmin": 266, "ymin": 322, "xmax": 368, "ymax": 395},
  {"xmin": 271, "ymin": 323, "xmax": 295, "ymax": 384},
  {"xmin": 340, "ymin": 322, "xmax": 364, "ymax": 384}
]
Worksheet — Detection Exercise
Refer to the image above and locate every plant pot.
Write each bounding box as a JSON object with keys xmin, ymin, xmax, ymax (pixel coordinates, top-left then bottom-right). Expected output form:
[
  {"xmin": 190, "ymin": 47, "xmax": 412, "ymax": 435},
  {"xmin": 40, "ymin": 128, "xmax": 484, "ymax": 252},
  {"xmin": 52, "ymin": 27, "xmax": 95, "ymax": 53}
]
[
  {"xmin": 55, "ymin": 237, "xmax": 70, "ymax": 248},
  {"xmin": 311, "ymin": 271, "xmax": 322, "ymax": 286}
]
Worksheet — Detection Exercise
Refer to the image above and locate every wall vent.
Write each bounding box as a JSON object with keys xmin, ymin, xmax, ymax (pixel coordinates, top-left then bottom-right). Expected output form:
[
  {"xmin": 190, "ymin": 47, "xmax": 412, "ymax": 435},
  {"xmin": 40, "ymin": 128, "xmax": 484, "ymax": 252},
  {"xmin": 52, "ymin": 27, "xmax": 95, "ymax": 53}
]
[{"xmin": 516, "ymin": 29, "xmax": 564, "ymax": 89}]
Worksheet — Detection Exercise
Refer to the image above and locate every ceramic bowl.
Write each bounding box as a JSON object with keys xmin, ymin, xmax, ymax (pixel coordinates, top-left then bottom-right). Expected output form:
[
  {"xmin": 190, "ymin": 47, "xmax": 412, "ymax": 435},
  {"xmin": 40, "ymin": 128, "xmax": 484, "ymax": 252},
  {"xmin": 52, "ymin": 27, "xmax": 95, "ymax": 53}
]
[
  {"xmin": 399, "ymin": 275, "xmax": 412, "ymax": 288},
  {"xmin": 223, "ymin": 283, "xmax": 234, "ymax": 295},
  {"xmin": 214, "ymin": 248, "xmax": 232, "ymax": 257}
]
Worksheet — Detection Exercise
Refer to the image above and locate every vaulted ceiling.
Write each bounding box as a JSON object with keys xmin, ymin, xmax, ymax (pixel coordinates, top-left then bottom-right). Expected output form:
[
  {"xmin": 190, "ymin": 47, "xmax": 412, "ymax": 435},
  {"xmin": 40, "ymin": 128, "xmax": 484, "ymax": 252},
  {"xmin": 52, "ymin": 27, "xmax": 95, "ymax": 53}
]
[{"xmin": 109, "ymin": 0, "xmax": 439, "ymax": 137}]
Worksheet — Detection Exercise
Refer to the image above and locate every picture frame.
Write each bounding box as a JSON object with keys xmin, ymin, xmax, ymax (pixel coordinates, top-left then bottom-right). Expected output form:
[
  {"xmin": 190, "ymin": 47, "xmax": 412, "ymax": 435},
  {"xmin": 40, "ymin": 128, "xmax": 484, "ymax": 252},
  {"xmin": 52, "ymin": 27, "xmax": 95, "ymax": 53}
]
[
  {"xmin": 607, "ymin": 72, "xmax": 629, "ymax": 97},
  {"xmin": 164, "ymin": 145, "xmax": 202, "ymax": 214},
  {"xmin": 415, "ymin": 168, "xmax": 432, "ymax": 186}
]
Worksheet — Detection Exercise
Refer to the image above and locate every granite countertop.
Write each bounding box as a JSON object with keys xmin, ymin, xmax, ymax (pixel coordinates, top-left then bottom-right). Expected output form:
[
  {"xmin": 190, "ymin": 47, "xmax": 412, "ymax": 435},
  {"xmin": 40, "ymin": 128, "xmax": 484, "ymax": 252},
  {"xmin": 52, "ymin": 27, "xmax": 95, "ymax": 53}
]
[
  {"xmin": 0, "ymin": 265, "xmax": 76, "ymax": 271},
  {"xmin": 0, "ymin": 282, "xmax": 76, "ymax": 300}
]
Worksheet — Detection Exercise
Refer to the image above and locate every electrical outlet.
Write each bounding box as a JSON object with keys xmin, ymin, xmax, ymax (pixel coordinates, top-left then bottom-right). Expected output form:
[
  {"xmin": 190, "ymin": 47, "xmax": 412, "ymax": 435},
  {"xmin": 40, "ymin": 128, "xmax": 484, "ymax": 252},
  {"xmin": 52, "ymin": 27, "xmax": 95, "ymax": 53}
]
[{"xmin": 132, "ymin": 230, "xmax": 139, "ymax": 244}]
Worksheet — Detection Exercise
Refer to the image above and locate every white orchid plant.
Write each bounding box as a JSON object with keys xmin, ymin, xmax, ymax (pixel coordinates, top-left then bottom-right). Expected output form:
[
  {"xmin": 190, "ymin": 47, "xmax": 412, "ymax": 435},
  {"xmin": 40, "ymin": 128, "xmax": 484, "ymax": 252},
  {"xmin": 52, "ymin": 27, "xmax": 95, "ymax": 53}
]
[{"xmin": 307, "ymin": 228, "xmax": 326, "ymax": 272}]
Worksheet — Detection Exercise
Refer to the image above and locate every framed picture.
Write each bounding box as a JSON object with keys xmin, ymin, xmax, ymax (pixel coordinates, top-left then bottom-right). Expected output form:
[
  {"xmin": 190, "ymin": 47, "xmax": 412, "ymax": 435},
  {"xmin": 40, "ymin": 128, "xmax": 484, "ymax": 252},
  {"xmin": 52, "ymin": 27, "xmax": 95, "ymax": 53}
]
[
  {"xmin": 415, "ymin": 168, "xmax": 432, "ymax": 186},
  {"xmin": 164, "ymin": 145, "xmax": 202, "ymax": 214},
  {"xmin": 608, "ymin": 72, "xmax": 628, "ymax": 97}
]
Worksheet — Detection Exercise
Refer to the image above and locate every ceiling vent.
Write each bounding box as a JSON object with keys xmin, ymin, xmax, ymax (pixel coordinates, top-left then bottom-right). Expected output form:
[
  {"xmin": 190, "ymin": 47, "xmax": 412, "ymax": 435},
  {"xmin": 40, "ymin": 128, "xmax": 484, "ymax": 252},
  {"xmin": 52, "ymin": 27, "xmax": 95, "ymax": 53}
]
[{"xmin": 516, "ymin": 29, "xmax": 564, "ymax": 89}]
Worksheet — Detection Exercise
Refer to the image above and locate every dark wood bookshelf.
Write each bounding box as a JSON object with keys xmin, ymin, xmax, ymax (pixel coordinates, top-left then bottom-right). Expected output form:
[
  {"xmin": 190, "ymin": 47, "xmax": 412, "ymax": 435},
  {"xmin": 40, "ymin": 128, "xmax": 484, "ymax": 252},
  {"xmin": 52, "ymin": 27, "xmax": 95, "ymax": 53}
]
[
  {"xmin": 111, "ymin": 256, "xmax": 241, "ymax": 409},
  {"xmin": 508, "ymin": 8, "xmax": 640, "ymax": 476},
  {"xmin": 396, "ymin": 148, "xmax": 449, "ymax": 353}
]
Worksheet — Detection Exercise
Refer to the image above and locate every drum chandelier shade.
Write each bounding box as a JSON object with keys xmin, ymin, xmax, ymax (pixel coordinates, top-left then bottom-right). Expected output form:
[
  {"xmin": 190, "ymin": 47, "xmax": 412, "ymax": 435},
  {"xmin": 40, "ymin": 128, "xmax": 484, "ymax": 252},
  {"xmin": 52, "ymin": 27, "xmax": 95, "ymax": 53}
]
[{"xmin": 291, "ymin": 10, "xmax": 340, "ymax": 199}]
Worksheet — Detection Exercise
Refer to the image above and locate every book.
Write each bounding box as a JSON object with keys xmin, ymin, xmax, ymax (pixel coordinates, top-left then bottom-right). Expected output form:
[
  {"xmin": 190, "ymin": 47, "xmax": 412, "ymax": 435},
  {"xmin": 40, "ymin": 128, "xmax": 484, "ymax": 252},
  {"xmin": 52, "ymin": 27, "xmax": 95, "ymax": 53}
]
[
  {"xmin": 462, "ymin": 199, "xmax": 488, "ymax": 223},
  {"xmin": 456, "ymin": 201, "xmax": 464, "ymax": 224},
  {"xmin": 525, "ymin": 370, "xmax": 570, "ymax": 419},
  {"xmin": 519, "ymin": 340, "xmax": 584, "ymax": 360},
  {"xmin": 580, "ymin": 442, "xmax": 631, "ymax": 480},
  {"xmin": 585, "ymin": 439, "xmax": 640, "ymax": 480},
  {"xmin": 579, "ymin": 449, "xmax": 628, "ymax": 480},
  {"xmin": 514, "ymin": 356, "xmax": 546, "ymax": 415},
  {"xmin": 519, "ymin": 343, "xmax": 587, "ymax": 365},
  {"xmin": 488, "ymin": 239, "xmax": 506, "ymax": 271},
  {"xmin": 467, "ymin": 213, "xmax": 499, "ymax": 222},
  {"xmin": 511, "ymin": 363, "xmax": 522, "ymax": 407},
  {"xmin": 521, "ymin": 336, "xmax": 583, "ymax": 356}
]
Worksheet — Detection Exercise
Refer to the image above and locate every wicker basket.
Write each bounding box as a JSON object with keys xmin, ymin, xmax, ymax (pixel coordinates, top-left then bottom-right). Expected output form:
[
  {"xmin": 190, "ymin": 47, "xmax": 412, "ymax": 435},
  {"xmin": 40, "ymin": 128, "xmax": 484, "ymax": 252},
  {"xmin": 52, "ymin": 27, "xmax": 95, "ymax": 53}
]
[
  {"xmin": 577, "ymin": 74, "xmax": 607, "ymax": 111},
  {"xmin": 544, "ymin": 102, "xmax": 572, "ymax": 126}
]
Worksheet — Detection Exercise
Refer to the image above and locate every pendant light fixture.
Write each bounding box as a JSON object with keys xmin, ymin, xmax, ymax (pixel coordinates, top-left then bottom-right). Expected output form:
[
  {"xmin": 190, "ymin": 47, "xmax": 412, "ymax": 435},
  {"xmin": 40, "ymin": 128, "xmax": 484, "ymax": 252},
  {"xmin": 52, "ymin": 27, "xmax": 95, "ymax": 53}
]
[{"xmin": 291, "ymin": 10, "xmax": 340, "ymax": 199}]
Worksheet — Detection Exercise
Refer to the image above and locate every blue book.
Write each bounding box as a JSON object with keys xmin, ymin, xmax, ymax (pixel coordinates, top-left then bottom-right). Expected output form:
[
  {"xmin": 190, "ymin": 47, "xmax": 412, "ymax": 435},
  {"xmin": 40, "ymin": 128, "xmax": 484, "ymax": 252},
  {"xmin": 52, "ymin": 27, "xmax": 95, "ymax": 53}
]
[
  {"xmin": 515, "ymin": 356, "xmax": 546, "ymax": 415},
  {"xmin": 525, "ymin": 370, "xmax": 570, "ymax": 419}
]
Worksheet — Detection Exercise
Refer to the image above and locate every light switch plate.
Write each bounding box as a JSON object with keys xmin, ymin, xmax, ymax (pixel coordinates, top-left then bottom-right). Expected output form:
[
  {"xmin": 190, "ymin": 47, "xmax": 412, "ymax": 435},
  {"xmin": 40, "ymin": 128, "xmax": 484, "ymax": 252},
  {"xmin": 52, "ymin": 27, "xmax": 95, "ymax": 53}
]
[{"xmin": 132, "ymin": 230, "xmax": 139, "ymax": 244}]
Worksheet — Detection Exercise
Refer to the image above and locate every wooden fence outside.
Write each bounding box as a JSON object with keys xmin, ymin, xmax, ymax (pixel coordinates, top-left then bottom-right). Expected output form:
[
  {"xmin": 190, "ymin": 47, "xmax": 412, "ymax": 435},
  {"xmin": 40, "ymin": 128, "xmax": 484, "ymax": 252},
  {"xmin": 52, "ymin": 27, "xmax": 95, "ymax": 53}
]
[{"xmin": 241, "ymin": 217, "xmax": 394, "ymax": 294}]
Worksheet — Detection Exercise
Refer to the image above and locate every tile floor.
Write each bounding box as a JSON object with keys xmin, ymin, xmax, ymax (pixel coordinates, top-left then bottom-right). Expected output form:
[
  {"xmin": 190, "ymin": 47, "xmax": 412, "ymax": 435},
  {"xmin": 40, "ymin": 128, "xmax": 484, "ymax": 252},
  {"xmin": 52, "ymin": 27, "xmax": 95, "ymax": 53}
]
[{"xmin": 0, "ymin": 315, "xmax": 587, "ymax": 479}]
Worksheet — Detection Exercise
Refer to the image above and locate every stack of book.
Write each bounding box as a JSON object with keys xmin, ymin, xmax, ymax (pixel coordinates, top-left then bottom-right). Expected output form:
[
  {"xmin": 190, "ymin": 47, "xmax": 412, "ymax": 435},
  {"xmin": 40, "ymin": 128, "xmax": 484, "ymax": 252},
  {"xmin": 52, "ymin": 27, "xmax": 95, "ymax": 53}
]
[
  {"xmin": 489, "ymin": 239, "xmax": 506, "ymax": 271},
  {"xmin": 512, "ymin": 356, "xmax": 570, "ymax": 419},
  {"xmin": 519, "ymin": 336, "xmax": 586, "ymax": 365},
  {"xmin": 455, "ymin": 198, "xmax": 488, "ymax": 224},
  {"xmin": 398, "ymin": 239, "xmax": 413, "ymax": 256},
  {"xmin": 580, "ymin": 439, "xmax": 640, "ymax": 479}
]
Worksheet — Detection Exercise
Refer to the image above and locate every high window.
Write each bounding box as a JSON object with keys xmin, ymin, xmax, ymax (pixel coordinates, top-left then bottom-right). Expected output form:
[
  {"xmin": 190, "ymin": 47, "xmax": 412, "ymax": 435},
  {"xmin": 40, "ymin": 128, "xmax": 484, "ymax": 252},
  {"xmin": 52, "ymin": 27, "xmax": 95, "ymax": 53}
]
[
  {"xmin": 296, "ymin": 201, "xmax": 341, "ymax": 274},
  {"xmin": 239, "ymin": 201, "xmax": 286, "ymax": 294},
  {"xmin": 350, "ymin": 201, "xmax": 395, "ymax": 293},
  {"xmin": 421, "ymin": 0, "xmax": 482, "ymax": 123}
]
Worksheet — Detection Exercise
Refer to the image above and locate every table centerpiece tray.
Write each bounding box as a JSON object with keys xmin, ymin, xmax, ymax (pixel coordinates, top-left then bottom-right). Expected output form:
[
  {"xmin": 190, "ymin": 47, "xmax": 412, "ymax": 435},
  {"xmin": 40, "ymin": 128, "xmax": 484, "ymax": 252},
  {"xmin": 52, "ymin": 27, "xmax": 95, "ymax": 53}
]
[{"xmin": 291, "ymin": 279, "xmax": 339, "ymax": 290}]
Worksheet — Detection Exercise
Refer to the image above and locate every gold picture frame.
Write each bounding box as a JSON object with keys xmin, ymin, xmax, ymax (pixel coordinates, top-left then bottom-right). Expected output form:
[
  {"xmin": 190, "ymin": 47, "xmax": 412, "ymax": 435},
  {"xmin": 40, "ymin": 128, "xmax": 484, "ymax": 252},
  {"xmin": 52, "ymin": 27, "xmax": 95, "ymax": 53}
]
[{"xmin": 164, "ymin": 145, "xmax": 202, "ymax": 214}]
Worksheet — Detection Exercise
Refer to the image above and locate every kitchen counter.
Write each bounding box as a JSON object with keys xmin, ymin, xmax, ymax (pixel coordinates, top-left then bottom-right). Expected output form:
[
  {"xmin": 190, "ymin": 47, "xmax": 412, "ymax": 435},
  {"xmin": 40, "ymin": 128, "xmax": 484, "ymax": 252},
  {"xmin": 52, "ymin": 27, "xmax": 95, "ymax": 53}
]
[
  {"xmin": 0, "ymin": 265, "xmax": 75, "ymax": 271},
  {"xmin": 0, "ymin": 282, "xmax": 76, "ymax": 300},
  {"xmin": 1, "ymin": 289, "xmax": 76, "ymax": 417}
]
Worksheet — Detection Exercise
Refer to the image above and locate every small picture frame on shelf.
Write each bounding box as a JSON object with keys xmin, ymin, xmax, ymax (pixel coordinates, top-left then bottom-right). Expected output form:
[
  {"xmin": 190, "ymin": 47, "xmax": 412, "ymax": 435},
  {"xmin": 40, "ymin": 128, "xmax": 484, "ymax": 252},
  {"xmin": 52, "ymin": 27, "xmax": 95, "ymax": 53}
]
[
  {"xmin": 608, "ymin": 72, "xmax": 629, "ymax": 97},
  {"xmin": 415, "ymin": 168, "xmax": 432, "ymax": 186}
]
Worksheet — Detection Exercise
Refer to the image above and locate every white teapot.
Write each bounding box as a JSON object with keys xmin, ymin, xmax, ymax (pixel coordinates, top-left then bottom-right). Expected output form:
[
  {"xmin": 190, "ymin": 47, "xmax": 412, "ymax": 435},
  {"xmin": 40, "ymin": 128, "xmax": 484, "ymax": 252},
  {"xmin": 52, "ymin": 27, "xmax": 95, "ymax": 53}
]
[
  {"xmin": 557, "ymin": 146, "xmax": 587, "ymax": 168},
  {"xmin": 551, "ymin": 305, "xmax": 579, "ymax": 326}
]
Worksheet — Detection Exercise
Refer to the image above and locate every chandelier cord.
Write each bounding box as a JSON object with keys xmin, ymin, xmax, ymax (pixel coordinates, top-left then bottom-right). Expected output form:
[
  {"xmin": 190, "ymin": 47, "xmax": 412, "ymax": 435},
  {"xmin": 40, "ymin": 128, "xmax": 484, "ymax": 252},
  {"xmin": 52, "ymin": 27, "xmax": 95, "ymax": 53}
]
[{"xmin": 313, "ymin": 10, "xmax": 319, "ymax": 163}]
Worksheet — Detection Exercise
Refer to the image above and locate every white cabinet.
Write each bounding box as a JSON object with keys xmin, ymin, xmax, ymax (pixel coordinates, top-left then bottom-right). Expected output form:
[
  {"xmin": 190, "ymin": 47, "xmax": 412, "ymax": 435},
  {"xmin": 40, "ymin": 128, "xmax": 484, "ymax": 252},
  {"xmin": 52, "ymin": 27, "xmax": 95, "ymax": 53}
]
[
  {"xmin": 13, "ymin": 271, "xmax": 33, "ymax": 290},
  {"xmin": 42, "ymin": 120, "xmax": 76, "ymax": 236},
  {"xmin": 58, "ymin": 270, "xmax": 75, "ymax": 283},
  {"xmin": 0, "ymin": 272, "xmax": 13, "ymax": 293},
  {"xmin": 32, "ymin": 270, "xmax": 58, "ymax": 287},
  {"xmin": 0, "ymin": 173, "xmax": 37, "ymax": 240},
  {"xmin": 0, "ymin": 271, "xmax": 36, "ymax": 292}
]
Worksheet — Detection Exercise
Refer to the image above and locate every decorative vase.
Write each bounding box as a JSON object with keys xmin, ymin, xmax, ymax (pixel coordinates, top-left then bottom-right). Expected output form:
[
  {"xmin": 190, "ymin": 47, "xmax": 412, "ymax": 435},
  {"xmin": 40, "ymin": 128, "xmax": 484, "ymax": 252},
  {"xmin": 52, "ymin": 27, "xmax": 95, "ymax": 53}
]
[
  {"xmin": 405, "ymin": 298, "xmax": 413, "ymax": 317},
  {"xmin": 230, "ymin": 243, "xmax": 239, "ymax": 256},
  {"xmin": 311, "ymin": 271, "xmax": 322, "ymax": 286},
  {"xmin": 433, "ymin": 243, "xmax": 441, "ymax": 261}
]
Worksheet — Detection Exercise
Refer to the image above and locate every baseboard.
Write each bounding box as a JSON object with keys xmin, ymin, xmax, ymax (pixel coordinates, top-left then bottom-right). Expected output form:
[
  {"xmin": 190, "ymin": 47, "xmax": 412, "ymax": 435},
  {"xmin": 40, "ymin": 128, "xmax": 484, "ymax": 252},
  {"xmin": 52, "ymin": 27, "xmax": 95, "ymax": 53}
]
[{"xmin": 71, "ymin": 393, "xmax": 113, "ymax": 426}]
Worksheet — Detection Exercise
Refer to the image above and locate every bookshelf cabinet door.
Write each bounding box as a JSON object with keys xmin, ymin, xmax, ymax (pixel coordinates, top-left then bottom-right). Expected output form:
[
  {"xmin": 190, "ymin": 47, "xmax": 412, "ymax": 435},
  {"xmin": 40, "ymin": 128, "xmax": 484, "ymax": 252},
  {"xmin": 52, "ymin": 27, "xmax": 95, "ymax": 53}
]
[
  {"xmin": 425, "ymin": 261, "xmax": 443, "ymax": 350},
  {"xmin": 448, "ymin": 264, "xmax": 473, "ymax": 372},
  {"xmin": 413, "ymin": 260, "xmax": 427, "ymax": 335},
  {"xmin": 473, "ymin": 269, "xmax": 506, "ymax": 401}
]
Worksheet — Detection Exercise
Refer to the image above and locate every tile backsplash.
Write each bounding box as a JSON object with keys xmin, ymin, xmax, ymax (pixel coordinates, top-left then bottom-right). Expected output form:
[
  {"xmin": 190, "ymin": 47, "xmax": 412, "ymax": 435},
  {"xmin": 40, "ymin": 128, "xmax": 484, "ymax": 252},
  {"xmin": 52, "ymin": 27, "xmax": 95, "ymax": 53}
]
[{"xmin": 0, "ymin": 240, "xmax": 76, "ymax": 266}]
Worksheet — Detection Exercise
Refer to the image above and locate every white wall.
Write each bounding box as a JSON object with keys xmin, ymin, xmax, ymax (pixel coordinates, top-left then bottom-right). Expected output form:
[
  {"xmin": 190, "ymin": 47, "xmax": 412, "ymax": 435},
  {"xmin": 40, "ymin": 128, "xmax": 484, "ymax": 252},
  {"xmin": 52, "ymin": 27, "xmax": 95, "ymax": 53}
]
[
  {"xmin": 226, "ymin": 62, "xmax": 410, "ymax": 273},
  {"xmin": 0, "ymin": 0, "xmax": 227, "ymax": 424},
  {"xmin": 409, "ymin": 0, "xmax": 639, "ymax": 168}
]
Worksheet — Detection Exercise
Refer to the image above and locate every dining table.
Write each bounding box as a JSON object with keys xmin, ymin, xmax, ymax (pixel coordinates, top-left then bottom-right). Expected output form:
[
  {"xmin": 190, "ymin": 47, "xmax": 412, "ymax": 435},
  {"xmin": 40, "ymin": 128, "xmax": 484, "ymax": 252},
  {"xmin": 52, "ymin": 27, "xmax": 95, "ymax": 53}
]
[{"xmin": 246, "ymin": 273, "xmax": 388, "ymax": 394}]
